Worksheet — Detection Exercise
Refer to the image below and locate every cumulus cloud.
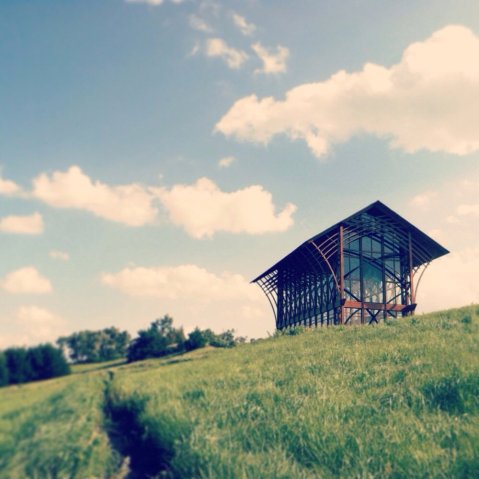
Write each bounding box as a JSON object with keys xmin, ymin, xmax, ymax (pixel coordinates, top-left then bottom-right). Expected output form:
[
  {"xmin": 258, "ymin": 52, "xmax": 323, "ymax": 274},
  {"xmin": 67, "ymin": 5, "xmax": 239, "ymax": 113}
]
[
  {"xmin": 0, "ymin": 167, "xmax": 294, "ymax": 238},
  {"xmin": 0, "ymin": 306, "xmax": 67, "ymax": 348},
  {"xmin": 232, "ymin": 13, "xmax": 256, "ymax": 36},
  {"xmin": 405, "ymin": 168, "xmax": 479, "ymax": 312},
  {"xmin": 217, "ymin": 25, "xmax": 479, "ymax": 158},
  {"xmin": 49, "ymin": 250, "xmax": 70, "ymax": 261},
  {"xmin": 0, "ymin": 176, "xmax": 23, "ymax": 196},
  {"xmin": 218, "ymin": 155, "xmax": 236, "ymax": 168},
  {"xmin": 32, "ymin": 166, "xmax": 158, "ymax": 227},
  {"xmin": 102, "ymin": 264, "xmax": 259, "ymax": 302},
  {"xmin": 1, "ymin": 267, "xmax": 53, "ymax": 294},
  {"xmin": 102, "ymin": 264, "xmax": 272, "ymax": 337},
  {"xmin": 252, "ymin": 42, "xmax": 289, "ymax": 74},
  {"xmin": 410, "ymin": 192, "xmax": 437, "ymax": 210},
  {"xmin": 16, "ymin": 306, "xmax": 66, "ymax": 339},
  {"xmin": 154, "ymin": 177, "xmax": 296, "ymax": 238},
  {"xmin": 418, "ymin": 247, "xmax": 479, "ymax": 313},
  {"xmin": 204, "ymin": 38, "xmax": 248, "ymax": 69},
  {"xmin": 0, "ymin": 212, "xmax": 43, "ymax": 235}
]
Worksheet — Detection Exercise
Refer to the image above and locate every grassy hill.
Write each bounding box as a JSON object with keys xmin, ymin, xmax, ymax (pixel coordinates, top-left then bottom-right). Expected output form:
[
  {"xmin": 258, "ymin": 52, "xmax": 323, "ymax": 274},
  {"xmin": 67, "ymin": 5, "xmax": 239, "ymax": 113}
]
[{"xmin": 1, "ymin": 305, "xmax": 478, "ymax": 478}]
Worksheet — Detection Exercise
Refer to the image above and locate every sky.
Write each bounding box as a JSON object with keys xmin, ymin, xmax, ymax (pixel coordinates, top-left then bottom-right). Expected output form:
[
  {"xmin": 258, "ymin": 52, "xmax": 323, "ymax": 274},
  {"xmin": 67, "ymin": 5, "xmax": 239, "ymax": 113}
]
[{"xmin": 1, "ymin": 0, "xmax": 479, "ymax": 347}]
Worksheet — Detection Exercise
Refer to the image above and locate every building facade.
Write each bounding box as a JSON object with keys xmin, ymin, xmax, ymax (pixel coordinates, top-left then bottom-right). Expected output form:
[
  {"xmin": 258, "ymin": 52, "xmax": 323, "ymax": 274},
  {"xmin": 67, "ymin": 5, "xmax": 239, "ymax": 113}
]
[{"xmin": 253, "ymin": 201, "xmax": 449, "ymax": 329}]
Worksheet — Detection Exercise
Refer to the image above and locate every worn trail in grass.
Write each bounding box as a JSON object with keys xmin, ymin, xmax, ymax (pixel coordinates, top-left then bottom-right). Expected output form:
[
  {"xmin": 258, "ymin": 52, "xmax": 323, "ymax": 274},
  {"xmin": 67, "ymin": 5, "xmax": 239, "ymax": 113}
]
[
  {"xmin": 0, "ymin": 373, "xmax": 117, "ymax": 479},
  {"xmin": 1, "ymin": 305, "xmax": 478, "ymax": 478}
]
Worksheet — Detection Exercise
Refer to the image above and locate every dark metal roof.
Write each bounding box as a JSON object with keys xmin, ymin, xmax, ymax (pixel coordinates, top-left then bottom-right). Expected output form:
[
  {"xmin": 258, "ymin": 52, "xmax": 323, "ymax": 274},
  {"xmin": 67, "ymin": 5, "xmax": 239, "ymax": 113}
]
[{"xmin": 252, "ymin": 200, "xmax": 449, "ymax": 283}]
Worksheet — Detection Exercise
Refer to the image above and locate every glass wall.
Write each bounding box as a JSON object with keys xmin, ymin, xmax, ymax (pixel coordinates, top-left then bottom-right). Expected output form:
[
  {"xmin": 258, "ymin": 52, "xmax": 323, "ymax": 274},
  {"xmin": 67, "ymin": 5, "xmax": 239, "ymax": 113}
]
[{"xmin": 344, "ymin": 232, "xmax": 403, "ymax": 314}]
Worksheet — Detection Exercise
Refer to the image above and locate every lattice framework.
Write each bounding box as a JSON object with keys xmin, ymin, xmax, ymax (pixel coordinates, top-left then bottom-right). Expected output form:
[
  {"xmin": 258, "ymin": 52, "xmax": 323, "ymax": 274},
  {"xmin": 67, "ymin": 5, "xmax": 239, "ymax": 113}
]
[{"xmin": 253, "ymin": 202, "xmax": 449, "ymax": 329}]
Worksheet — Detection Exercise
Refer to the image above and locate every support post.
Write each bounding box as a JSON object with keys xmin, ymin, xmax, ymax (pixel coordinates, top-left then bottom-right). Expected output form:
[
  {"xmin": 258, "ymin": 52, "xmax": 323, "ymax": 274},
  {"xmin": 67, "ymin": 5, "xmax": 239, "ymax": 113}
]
[
  {"xmin": 408, "ymin": 232, "xmax": 416, "ymax": 315},
  {"xmin": 359, "ymin": 236, "xmax": 365, "ymax": 324},
  {"xmin": 381, "ymin": 233, "xmax": 387, "ymax": 321},
  {"xmin": 277, "ymin": 268, "xmax": 284, "ymax": 329},
  {"xmin": 339, "ymin": 225, "xmax": 345, "ymax": 324}
]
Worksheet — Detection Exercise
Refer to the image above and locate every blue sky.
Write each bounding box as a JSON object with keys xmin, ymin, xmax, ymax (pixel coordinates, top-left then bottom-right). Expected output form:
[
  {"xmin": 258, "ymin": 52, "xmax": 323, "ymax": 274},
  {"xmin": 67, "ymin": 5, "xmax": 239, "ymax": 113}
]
[{"xmin": 1, "ymin": 0, "xmax": 479, "ymax": 346}]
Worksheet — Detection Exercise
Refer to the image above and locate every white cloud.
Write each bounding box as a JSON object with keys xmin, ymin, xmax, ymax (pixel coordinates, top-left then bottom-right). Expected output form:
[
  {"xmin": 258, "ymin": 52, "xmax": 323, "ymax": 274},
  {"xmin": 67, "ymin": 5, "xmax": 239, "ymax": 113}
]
[
  {"xmin": 0, "ymin": 306, "xmax": 67, "ymax": 348},
  {"xmin": 251, "ymin": 42, "xmax": 289, "ymax": 74},
  {"xmin": 232, "ymin": 13, "xmax": 256, "ymax": 36},
  {"xmin": 154, "ymin": 177, "xmax": 296, "ymax": 238},
  {"xmin": 218, "ymin": 155, "xmax": 236, "ymax": 168},
  {"xmin": 204, "ymin": 38, "xmax": 248, "ymax": 69},
  {"xmin": 418, "ymin": 247, "xmax": 479, "ymax": 313},
  {"xmin": 1, "ymin": 267, "xmax": 53, "ymax": 294},
  {"xmin": 32, "ymin": 165, "xmax": 158, "ymax": 227},
  {"xmin": 102, "ymin": 264, "xmax": 259, "ymax": 301},
  {"xmin": 189, "ymin": 14, "xmax": 213, "ymax": 33},
  {"xmin": 49, "ymin": 250, "xmax": 70, "ymax": 261},
  {"xmin": 217, "ymin": 25, "xmax": 479, "ymax": 158},
  {"xmin": 457, "ymin": 204, "xmax": 479, "ymax": 217},
  {"xmin": 0, "ymin": 167, "xmax": 295, "ymax": 239},
  {"xmin": 405, "ymin": 168, "xmax": 479, "ymax": 313},
  {"xmin": 16, "ymin": 306, "xmax": 66, "ymax": 341},
  {"xmin": 0, "ymin": 176, "xmax": 23, "ymax": 196},
  {"xmin": 0, "ymin": 212, "xmax": 43, "ymax": 235},
  {"xmin": 410, "ymin": 192, "xmax": 437, "ymax": 210},
  {"xmin": 102, "ymin": 264, "xmax": 272, "ymax": 338}
]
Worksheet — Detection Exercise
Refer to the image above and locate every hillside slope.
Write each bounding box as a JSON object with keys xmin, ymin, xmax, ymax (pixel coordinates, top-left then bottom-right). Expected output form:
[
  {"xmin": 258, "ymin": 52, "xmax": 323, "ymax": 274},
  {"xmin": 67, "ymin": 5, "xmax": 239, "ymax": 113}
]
[{"xmin": 1, "ymin": 305, "xmax": 478, "ymax": 478}]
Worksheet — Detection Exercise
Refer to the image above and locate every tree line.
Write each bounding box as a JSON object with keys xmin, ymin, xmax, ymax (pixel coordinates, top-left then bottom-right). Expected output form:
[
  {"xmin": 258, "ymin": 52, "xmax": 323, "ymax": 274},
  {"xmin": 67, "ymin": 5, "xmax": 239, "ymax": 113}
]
[
  {"xmin": 127, "ymin": 315, "xmax": 245, "ymax": 362},
  {"xmin": 0, "ymin": 316, "xmax": 246, "ymax": 387},
  {"xmin": 0, "ymin": 344, "xmax": 70, "ymax": 387}
]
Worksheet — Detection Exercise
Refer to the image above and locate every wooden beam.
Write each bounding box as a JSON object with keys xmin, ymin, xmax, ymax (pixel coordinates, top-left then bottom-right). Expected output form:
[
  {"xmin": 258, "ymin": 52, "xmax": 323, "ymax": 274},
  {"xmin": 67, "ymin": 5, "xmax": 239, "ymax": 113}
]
[
  {"xmin": 339, "ymin": 225, "xmax": 345, "ymax": 324},
  {"xmin": 344, "ymin": 300, "xmax": 406, "ymax": 312}
]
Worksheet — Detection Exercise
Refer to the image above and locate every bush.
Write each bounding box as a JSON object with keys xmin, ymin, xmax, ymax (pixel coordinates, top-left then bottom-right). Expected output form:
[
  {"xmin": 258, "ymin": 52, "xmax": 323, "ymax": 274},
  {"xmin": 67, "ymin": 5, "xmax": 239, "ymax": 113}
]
[
  {"xmin": 128, "ymin": 316, "xmax": 185, "ymax": 362},
  {"xmin": 0, "ymin": 353, "xmax": 8, "ymax": 386},
  {"xmin": 210, "ymin": 329, "xmax": 237, "ymax": 348},
  {"xmin": 274, "ymin": 326, "xmax": 306, "ymax": 337},
  {"xmin": 185, "ymin": 328, "xmax": 213, "ymax": 352},
  {"xmin": 287, "ymin": 326, "xmax": 306, "ymax": 336}
]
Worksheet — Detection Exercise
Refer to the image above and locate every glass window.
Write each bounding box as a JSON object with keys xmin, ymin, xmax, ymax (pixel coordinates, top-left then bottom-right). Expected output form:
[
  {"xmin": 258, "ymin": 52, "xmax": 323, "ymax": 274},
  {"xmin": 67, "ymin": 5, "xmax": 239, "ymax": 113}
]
[
  {"xmin": 350, "ymin": 257, "xmax": 360, "ymax": 277},
  {"xmin": 372, "ymin": 238, "xmax": 381, "ymax": 254},
  {"xmin": 363, "ymin": 261, "xmax": 382, "ymax": 302},
  {"xmin": 363, "ymin": 237, "xmax": 372, "ymax": 253},
  {"xmin": 350, "ymin": 239, "xmax": 359, "ymax": 251}
]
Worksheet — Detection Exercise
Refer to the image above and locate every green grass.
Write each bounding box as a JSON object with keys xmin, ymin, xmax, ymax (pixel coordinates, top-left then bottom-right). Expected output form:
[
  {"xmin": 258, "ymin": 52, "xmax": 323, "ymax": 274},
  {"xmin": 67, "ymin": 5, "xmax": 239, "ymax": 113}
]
[
  {"xmin": 71, "ymin": 358, "xmax": 126, "ymax": 375},
  {"xmin": 1, "ymin": 305, "xmax": 478, "ymax": 478},
  {"xmin": 0, "ymin": 372, "xmax": 117, "ymax": 478}
]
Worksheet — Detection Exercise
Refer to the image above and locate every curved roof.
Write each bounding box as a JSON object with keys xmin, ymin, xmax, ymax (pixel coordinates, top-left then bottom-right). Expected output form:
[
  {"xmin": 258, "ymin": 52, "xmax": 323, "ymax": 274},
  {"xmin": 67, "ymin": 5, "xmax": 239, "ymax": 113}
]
[{"xmin": 252, "ymin": 200, "xmax": 449, "ymax": 283}]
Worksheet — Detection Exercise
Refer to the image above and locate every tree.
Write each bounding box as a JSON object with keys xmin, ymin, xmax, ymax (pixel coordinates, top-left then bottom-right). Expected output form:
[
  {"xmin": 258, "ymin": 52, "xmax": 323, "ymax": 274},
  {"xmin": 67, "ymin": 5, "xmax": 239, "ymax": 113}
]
[
  {"xmin": 210, "ymin": 329, "xmax": 237, "ymax": 348},
  {"xmin": 127, "ymin": 315, "xmax": 185, "ymax": 362},
  {"xmin": 0, "ymin": 353, "xmax": 8, "ymax": 387},
  {"xmin": 98, "ymin": 328, "xmax": 130, "ymax": 362},
  {"xmin": 58, "ymin": 327, "xmax": 131, "ymax": 363},
  {"xmin": 185, "ymin": 328, "xmax": 245, "ymax": 351},
  {"xmin": 27, "ymin": 344, "xmax": 70, "ymax": 380},
  {"xmin": 4, "ymin": 348, "xmax": 32, "ymax": 384},
  {"xmin": 2, "ymin": 345, "xmax": 70, "ymax": 386},
  {"xmin": 185, "ymin": 328, "xmax": 219, "ymax": 351}
]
